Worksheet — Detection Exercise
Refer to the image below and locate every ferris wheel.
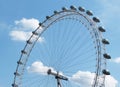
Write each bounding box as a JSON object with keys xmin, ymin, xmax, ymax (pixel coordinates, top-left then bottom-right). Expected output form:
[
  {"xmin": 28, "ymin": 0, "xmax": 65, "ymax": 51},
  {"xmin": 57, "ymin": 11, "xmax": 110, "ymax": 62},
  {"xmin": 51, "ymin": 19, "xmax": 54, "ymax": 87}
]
[{"xmin": 12, "ymin": 5, "xmax": 111, "ymax": 87}]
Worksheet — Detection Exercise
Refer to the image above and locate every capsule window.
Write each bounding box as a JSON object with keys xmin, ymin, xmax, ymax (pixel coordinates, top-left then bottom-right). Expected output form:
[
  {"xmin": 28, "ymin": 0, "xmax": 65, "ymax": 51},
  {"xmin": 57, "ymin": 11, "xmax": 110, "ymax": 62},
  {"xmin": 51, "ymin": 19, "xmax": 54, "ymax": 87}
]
[
  {"xmin": 70, "ymin": 5, "xmax": 77, "ymax": 10},
  {"xmin": 62, "ymin": 7, "xmax": 67, "ymax": 11},
  {"xmin": 102, "ymin": 39, "xmax": 110, "ymax": 44},
  {"xmin": 98, "ymin": 26, "xmax": 106, "ymax": 32},
  {"xmin": 32, "ymin": 31, "xmax": 39, "ymax": 35},
  {"xmin": 78, "ymin": 6, "xmax": 85, "ymax": 12},
  {"xmin": 17, "ymin": 61, "xmax": 23, "ymax": 65},
  {"xmin": 93, "ymin": 17, "xmax": 100, "ymax": 23},
  {"xmin": 27, "ymin": 40, "xmax": 32, "ymax": 44},
  {"xmin": 12, "ymin": 83, "xmax": 18, "ymax": 87},
  {"xmin": 102, "ymin": 69, "xmax": 110, "ymax": 75},
  {"xmin": 21, "ymin": 50, "xmax": 27, "ymax": 54},
  {"xmin": 103, "ymin": 53, "xmax": 111, "ymax": 59},
  {"xmin": 86, "ymin": 10, "xmax": 93, "ymax": 16},
  {"xmin": 14, "ymin": 72, "xmax": 20, "ymax": 76},
  {"xmin": 54, "ymin": 10, "xmax": 58, "ymax": 14}
]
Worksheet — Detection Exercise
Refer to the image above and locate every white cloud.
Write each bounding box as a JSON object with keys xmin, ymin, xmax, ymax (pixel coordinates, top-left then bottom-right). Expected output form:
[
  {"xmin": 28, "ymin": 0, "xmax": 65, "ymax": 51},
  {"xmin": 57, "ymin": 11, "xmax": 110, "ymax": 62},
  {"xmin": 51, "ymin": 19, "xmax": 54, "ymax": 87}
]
[
  {"xmin": 112, "ymin": 57, "xmax": 120, "ymax": 64},
  {"xmin": 14, "ymin": 18, "xmax": 39, "ymax": 30},
  {"xmin": 70, "ymin": 71, "xmax": 94, "ymax": 87},
  {"xmin": 70, "ymin": 71, "xmax": 118, "ymax": 87},
  {"xmin": 105, "ymin": 75, "xmax": 118, "ymax": 87},
  {"xmin": 10, "ymin": 18, "xmax": 44, "ymax": 42},
  {"xmin": 10, "ymin": 30, "xmax": 31, "ymax": 41},
  {"xmin": 27, "ymin": 61, "xmax": 118, "ymax": 87},
  {"xmin": 27, "ymin": 61, "xmax": 56, "ymax": 75},
  {"xmin": 10, "ymin": 30, "xmax": 44, "ymax": 42}
]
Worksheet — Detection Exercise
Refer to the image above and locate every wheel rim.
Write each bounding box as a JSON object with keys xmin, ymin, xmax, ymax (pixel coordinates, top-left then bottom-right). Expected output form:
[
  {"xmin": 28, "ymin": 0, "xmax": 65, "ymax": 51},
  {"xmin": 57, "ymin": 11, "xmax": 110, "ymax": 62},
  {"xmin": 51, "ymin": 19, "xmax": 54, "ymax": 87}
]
[{"xmin": 12, "ymin": 6, "xmax": 110, "ymax": 87}]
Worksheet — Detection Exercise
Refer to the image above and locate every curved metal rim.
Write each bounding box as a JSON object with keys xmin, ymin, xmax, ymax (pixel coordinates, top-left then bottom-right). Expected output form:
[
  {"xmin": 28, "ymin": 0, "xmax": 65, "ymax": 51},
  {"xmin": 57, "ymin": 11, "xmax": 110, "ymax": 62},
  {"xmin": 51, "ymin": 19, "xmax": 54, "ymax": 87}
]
[{"xmin": 12, "ymin": 8, "xmax": 107, "ymax": 87}]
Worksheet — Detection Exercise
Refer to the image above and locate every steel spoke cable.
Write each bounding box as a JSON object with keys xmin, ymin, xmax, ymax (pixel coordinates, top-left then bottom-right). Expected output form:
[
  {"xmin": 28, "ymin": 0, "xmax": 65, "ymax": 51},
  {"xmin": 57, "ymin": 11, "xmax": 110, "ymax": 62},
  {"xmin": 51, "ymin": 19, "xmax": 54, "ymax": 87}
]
[
  {"xmin": 49, "ymin": 18, "xmax": 74, "ymax": 70},
  {"xmin": 60, "ymin": 54, "xmax": 96, "ymax": 73},
  {"xmin": 61, "ymin": 27, "xmax": 92, "ymax": 62},
  {"xmin": 60, "ymin": 42, "xmax": 95, "ymax": 69},
  {"xmin": 54, "ymin": 19, "xmax": 79, "ymax": 70},
  {"xmin": 12, "ymin": 6, "xmax": 110, "ymax": 87}
]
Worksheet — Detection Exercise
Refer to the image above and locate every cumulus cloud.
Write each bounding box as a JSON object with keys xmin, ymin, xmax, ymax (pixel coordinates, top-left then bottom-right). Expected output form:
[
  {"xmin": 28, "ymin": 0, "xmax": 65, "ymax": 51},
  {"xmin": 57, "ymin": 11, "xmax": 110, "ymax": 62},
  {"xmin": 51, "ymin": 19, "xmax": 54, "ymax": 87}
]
[
  {"xmin": 10, "ymin": 30, "xmax": 44, "ymax": 42},
  {"xmin": 27, "ymin": 61, "xmax": 118, "ymax": 87},
  {"xmin": 105, "ymin": 75, "xmax": 118, "ymax": 87},
  {"xmin": 14, "ymin": 18, "xmax": 39, "ymax": 30},
  {"xmin": 70, "ymin": 71, "xmax": 118, "ymax": 87},
  {"xmin": 10, "ymin": 18, "xmax": 44, "ymax": 42},
  {"xmin": 111, "ymin": 57, "xmax": 120, "ymax": 64},
  {"xmin": 10, "ymin": 30, "xmax": 31, "ymax": 41},
  {"xmin": 70, "ymin": 71, "xmax": 94, "ymax": 87},
  {"xmin": 27, "ymin": 61, "xmax": 56, "ymax": 75}
]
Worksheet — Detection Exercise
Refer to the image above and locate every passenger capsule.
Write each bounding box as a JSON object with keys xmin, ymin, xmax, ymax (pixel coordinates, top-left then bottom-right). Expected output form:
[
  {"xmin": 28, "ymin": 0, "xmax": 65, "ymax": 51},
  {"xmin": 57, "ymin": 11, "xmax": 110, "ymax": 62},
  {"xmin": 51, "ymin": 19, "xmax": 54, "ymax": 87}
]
[
  {"xmin": 98, "ymin": 26, "xmax": 106, "ymax": 32},
  {"xmin": 21, "ymin": 50, "xmax": 27, "ymax": 54},
  {"xmin": 78, "ymin": 6, "xmax": 85, "ymax": 12},
  {"xmin": 103, "ymin": 53, "xmax": 111, "ymax": 59},
  {"xmin": 39, "ymin": 22, "xmax": 42, "ymax": 26},
  {"xmin": 93, "ymin": 17, "xmax": 100, "ymax": 23},
  {"xmin": 17, "ymin": 61, "xmax": 23, "ymax": 65},
  {"xmin": 46, "ymin": 16, "xmax": 50, "ymax": 19},
  {"xmin": 62, "ymin": 7, "xmax": 67, "ymax": 11},
  {"xmin": 12, "ymin": 83, "xmax": 18, "ymax": 87},
  {"xmin": 32, "ymin": 31, "xmax": 39, "ymax": 35},
  {"xmin": 47, "ymin": 69, "xmax": 52, "ymax": 75},
  {"xmin": 102, "ymin": 69, "xmax": 110, "ymax": 75},
  {"xmin": 14, "ymin": 72, "xmax": 20, "ymax": 76},
  {"xmin": 70, "ymin": 5, "xmax": 77, "ymax": 10},
  {"xmin": 27, "ymin": 40, "xmax": 32, "ymax": 44},
  {"xmin": 86, "ymin": 10, "xmax": 93, "ymax": 16},
  {"xmin": 102, "ymin": 39, "xmax": 110, "ymax": 44},
  {"xmin": 54, "ymin": 10, "xmax": 58, "ymax": 14}
]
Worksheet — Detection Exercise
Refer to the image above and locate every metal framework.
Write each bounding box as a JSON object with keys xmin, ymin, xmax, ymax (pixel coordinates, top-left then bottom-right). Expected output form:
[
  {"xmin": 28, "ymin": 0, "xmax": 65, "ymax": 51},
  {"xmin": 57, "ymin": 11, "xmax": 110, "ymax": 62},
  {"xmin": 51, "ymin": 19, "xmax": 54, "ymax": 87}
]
[{"xmin": 12, "ymin": 5, "xmax": 111, "ymax": 87}]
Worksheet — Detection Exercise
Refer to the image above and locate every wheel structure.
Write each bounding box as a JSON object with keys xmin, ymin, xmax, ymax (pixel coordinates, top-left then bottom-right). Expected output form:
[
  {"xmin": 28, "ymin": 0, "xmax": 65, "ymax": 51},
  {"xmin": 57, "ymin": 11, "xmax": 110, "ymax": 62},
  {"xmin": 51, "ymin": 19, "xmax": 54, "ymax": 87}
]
[{"xmin": 12, "ymin": 5, "xmax": 111, "ymax": 87}]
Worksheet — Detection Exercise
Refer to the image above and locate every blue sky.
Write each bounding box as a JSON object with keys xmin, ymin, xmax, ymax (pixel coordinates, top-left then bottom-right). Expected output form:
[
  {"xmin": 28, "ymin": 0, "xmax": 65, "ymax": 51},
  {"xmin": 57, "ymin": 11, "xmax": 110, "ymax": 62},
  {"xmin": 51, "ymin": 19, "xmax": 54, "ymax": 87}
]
[{"xmin": 0, "ymin": 0, "xmax": 120, "ymax": 87}]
